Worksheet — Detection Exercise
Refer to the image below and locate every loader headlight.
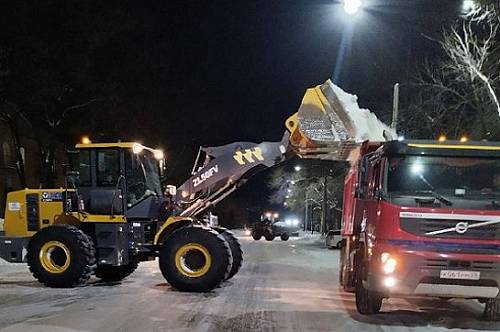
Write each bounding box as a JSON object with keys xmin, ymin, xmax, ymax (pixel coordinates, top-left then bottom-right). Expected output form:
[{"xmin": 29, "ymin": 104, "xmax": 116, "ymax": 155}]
[
  {"xmin": 133, "ymin": 143, "xmax": 144, "ymax": 154},
  {"xmin": 154, "ymin": 149, "xmax": 164, "ymax": 160}
]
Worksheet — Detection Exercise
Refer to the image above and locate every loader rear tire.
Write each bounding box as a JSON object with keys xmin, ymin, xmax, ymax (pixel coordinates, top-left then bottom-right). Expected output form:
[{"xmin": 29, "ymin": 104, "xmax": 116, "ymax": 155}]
[
  {"xmin": 27, "ymin": 225, "xmax": 96, "ymax": 288},
  {"xmin": 95, "ymin": 260, "xmax": 139, "ymax": 282},
  {"xmin": 212, "ymin": 227, "xmax": 243, "ymax": 280},
  {"xmin": 280, "ymin": 233, "xmax": 289, "ymax": 241},
  {"xmin": 159, "ymin": 226, "xmax": 232, "ymax": 292}
]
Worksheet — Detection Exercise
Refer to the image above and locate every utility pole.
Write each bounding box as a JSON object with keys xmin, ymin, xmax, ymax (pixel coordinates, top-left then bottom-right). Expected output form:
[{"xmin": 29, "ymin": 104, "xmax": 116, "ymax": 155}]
[
  {"xmin": 304, "ymin": 190, "xmax": 308, "ymax": 232},
  {"xmin": 321, "ymin": 168, "xmax": 328, "ymax": 235},
  {"xmin": 391, "ymin": 83, "xmax": 400, "ymax": 131}
]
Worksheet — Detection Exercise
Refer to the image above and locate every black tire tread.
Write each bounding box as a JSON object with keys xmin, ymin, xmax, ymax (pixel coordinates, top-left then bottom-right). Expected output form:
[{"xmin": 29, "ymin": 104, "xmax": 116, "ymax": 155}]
[
  {"xmin": 212, "ymin": 227, "xmax": 243, "ymax": 280},
  {"xmin": 484, "ymin": 299, "xmax": 500, "ymax": 321},
  {"xmin": 27, "ymin": 224, "xmax": 96, "ymax": 288},
  {"xmin": 159, "ymin": 225, "xmax": 232, "ymax": 292},
  {"xmin": 95, "ymin": 260, "xmax": 139, "ymax": 282}
]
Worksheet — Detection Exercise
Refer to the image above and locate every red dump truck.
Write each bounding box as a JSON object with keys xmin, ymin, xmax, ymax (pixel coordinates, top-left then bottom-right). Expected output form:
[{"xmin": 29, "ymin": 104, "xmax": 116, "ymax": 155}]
[{"xmin": 338, "ymin": 139, "xmax": 500, "ymax": 320}]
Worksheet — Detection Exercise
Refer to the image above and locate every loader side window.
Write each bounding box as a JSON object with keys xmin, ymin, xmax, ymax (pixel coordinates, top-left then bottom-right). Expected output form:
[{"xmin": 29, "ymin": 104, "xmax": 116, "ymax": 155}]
[
  {"xmin": 96, "ymin": 149, "xmax": 120, "ymax": 187},
  {"xmin": 78, "ymin": 150, "xmax": 91, "ymax": 186}
]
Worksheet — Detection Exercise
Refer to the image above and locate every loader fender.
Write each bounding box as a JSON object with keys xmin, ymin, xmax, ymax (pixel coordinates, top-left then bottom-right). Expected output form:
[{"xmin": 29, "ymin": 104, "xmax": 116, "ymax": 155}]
[{"xmin": 153, "ymin": 217, "xmax": 195, "ymax": 245}]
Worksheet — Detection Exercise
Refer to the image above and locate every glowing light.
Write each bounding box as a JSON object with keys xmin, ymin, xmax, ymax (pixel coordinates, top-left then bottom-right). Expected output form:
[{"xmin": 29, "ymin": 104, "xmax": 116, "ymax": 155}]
[
  {"xmin": 265, "ymin": 212, "xmax": 272, "ymax": 219},
  {"xmin": 273, "ymin": 213, "xmax": 279, "ymax": 219},
  {"xmin": 154, "ymin": 149, "xmax": 164, "ymax": 160},
  {"xmin": 383, "ymin": 258, "xmax": 397, "ymax": 274},
  {"xmin": 397, "ymin": 136, "xmax": 405, "ymax": 142},
  {"xmin": 381, "ymin": 252, "xmax": 390, "ymax": 263},
  {"xmin": 462, "ymin": 0, "xmax": 476, "ymax": 13},
  {"xmin": 411, "ymin": 163, "xmax": 424, "ymax": 175},
  {"xmin": 244, "ymin": 229, "xmax": 251, "ymax": 236},
  {"xmin": 343, "ymin": 0, "xmax": 363, "ymax": 15},
  {"xmin": 294, "ymin": 165, "xmax": 301, "ymax": 172},
  {"xmin": 81, "ymin": 136, "xmax": 91, "ymax": 144},
  {"xmin": 459, "ymin": 136, "xmax": 468, "ymax": 143},
  {"xmin": 438, "ymin": 135, "xmax": 447, "ymax": 142},
  {"xmin": 132, "ymin": 143, "xmax": 144, "ymax": 154},
  {"xmin": 383, "ymin": 276, "xmax": 397, "ymax": 288}
]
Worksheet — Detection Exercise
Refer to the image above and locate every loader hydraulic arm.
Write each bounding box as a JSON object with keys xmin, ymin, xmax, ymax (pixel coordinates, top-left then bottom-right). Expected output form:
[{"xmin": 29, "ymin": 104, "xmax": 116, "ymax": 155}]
[{"xmin": 175, "ymin": 133, "xmax": 290, "ymax": 217}]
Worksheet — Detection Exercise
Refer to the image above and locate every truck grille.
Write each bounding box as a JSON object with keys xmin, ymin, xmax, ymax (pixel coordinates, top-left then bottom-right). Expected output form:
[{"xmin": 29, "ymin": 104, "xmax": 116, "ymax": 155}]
[
  {"xmin": 400, "ymin": 217, "xmax": 500, "ymax": 240},
  {"xmin": 421, "ymin": 259, "xmax": 500, "ymax": 271}
]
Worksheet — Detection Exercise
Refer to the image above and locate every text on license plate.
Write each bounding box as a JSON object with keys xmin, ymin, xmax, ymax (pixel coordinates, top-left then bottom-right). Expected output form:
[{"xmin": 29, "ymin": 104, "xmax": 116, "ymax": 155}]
[{"xmin": 440, "ymin": 270, "xmax": 480, "ymax": 280}]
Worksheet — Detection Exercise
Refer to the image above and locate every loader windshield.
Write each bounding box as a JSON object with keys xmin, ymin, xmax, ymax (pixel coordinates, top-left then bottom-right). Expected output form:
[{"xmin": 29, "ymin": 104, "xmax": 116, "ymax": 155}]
[
  {"xmin": 386, "ymin": 156, "xmax": 500, "ymax": 210},
  {"xmin": 126, "ymin": 151, "xmax": 162, "ymax": 206}
]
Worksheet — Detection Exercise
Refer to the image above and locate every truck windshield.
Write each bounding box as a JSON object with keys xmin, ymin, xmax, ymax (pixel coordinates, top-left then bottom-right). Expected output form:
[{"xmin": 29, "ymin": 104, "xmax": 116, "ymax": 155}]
[
  {"xmin": 125, "ymin": 151, "xmax": 163, "ymax": 206},
  {"xmin": 387, "ymin": 155, "xmax": 499, "ymax": 209}
]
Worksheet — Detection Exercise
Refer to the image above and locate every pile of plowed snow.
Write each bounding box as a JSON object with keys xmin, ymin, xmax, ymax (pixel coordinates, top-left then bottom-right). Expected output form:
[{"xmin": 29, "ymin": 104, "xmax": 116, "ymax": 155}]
[{"xmin": 327, "ymin": 82, "xmax": 396, "ymax": 142}]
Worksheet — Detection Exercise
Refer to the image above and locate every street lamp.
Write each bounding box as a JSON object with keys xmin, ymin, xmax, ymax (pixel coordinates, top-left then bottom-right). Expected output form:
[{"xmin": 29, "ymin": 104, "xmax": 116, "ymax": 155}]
[
  {"xmin": 462, "ymin": 0, "xmax": 476, "ymax": 13},
  {"xmin": 343, "ymin": 0, "xmax": 362, "ymax": 15}
]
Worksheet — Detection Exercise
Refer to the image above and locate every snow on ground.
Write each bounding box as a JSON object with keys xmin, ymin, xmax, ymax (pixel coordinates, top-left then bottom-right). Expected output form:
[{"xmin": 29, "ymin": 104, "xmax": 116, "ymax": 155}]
[{"xmin": 0, "ymin": 231, "xmax": 499, "ymax": 331}]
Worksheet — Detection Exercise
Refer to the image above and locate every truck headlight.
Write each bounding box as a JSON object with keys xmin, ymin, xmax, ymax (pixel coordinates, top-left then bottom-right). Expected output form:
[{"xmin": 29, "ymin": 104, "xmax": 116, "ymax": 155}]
[{"xmin": 381, "ymin": 252, "xmax": 397, "ymax": 274}]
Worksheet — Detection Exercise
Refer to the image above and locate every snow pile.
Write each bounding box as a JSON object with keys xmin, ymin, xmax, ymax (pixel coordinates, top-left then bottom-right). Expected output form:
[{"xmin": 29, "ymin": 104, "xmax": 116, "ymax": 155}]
[{"xmin": 327, "ymin": 81, "xmax": 396, "ymax": 142}]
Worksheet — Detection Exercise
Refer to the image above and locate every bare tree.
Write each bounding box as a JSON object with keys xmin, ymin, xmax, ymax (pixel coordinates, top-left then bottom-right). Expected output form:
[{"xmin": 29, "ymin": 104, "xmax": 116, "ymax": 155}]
[{"xmin": 402, "ymin": 6, "xmax": 500, "ymax": 140}]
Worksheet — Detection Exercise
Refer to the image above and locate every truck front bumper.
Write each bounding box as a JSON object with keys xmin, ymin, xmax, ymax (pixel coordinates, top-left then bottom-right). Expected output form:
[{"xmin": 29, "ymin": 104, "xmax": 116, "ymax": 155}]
[{"xmin": 366, "ymin": 245, "xmax": 500, "ymax": 299}]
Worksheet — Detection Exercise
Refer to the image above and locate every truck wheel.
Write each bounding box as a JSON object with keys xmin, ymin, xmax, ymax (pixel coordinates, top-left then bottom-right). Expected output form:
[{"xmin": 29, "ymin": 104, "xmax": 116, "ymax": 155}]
[
  {"xmin": 212, "ymin": 227, "xmax": 243, "ymax": 280},
  {"xmin": 27, "ymin": 225, "xmax": 96, "ymax": 288},
  {"xmin": 484, "ymin": 298, "xmax": 500, "ymax": 321},
  {"xmin": 355, "ymin": 264, "xmax": 382, "ymax": 314},
  {"xmin": 95, "ymin": 260, "xmax": 139, "ymax": 282},
  {"xmin": 339, "ymin": 245, "xmax": 345, "ymax": 285},
  {"xmin": 251, "ymin": 230, "xmax": 262, "ymax": 240},
  {"xmin": 264, "ymin": 233, "xmax": 275, "ymax": 241},
  {"xmin": 280, "ymin": 233, "xmax": 289, "ymax": 241},
  {"xmin": 159, "ymin": 226, "xmax": 232, "ymax": 292}
]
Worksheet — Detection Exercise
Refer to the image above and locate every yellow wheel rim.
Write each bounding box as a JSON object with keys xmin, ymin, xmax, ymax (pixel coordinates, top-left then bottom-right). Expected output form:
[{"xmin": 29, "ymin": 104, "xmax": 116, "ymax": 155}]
[
  {"xmin": 39, "ymin": 241, "xmax": 71, "ymax": 274},
  {"xmin": 175, "ymin": 243, "xmax": 212, "ymax": 278}
]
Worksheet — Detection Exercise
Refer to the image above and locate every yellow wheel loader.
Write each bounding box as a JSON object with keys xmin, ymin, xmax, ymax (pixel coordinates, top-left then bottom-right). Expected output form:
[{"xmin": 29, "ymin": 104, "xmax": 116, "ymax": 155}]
[
  {"xmin": 0, "ymin": 79, "xmax": 398, "ymax": 292},
  {"xmin": 0, "ymin": 138, "xmax": 288, "ymax": 291}
]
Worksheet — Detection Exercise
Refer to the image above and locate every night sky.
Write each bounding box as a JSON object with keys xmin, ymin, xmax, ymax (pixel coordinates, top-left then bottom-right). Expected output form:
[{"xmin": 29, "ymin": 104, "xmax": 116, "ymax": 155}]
[{"xmin": 1, "ymin": 0, "xmax": 463, "ymax": 211}]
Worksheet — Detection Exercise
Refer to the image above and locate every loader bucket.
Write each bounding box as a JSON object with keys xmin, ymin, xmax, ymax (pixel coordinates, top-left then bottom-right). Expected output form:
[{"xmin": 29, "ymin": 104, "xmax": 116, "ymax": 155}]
[{"xmin": 286, "ymin": 79, "xmax": 396, "ymax": 161}]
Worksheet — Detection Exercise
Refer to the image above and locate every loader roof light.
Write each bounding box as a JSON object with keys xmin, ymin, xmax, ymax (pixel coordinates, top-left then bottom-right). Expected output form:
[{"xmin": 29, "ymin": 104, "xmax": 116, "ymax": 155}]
[
  {"xmin": 154, "ymin": 149, "xmax": 164, "ymax": 160},
  {"xmin": 132, "ymin": 143, "xmax": 144, "ymax": 154},
  {"xmin": 343, "ymin": 0, "xmax": 362, "ymax": 15},
  {"xmin": 81, "ymin": 136, "xmax": 92, "ymax": 144},
  {"xmin": 460, "ymin": 135, "xmax": 469, "ymax": 143},
  {"xmin": 438, "ymin": 135, "xmax": 447, "ymax": 142}
]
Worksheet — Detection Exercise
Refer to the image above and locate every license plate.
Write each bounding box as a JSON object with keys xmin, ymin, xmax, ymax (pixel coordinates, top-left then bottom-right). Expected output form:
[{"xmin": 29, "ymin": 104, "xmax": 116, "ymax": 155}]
[{"xmin": 440, "ymin": 270, "xmax": 480, "ymax": 280}]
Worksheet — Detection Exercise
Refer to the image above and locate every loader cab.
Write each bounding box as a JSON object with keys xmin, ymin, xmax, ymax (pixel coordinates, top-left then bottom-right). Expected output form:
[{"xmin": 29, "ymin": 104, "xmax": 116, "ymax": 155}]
[{"xmin": 72, "ymin": 142, "xmax": 165, "ymax": 216}]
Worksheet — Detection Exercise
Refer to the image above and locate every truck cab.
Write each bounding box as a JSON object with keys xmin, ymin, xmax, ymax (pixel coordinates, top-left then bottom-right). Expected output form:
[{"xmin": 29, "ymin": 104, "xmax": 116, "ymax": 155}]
[{"xmin": 340, "ymin": 139, "xmax": 500, "ymax": 320}]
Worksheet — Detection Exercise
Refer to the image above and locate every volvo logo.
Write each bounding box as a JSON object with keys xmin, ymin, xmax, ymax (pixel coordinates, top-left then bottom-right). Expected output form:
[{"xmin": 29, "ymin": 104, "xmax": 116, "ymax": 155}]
[{"xmin": 454, "ymin": 222, "xmax": 469, "ymax": 234}]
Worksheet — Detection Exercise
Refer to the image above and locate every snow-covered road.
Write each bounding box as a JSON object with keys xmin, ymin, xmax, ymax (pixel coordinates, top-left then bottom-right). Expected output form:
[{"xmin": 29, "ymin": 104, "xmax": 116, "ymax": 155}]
[{"xmin": 0, "ymin": 232, "xmax": 498, "ymax": 331}]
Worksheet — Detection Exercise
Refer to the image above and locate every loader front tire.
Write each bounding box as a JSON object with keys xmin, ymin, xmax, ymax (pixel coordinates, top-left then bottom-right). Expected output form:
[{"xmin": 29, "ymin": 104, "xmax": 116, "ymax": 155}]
[
  {"xmin": 27, "ymin": 225, "xmax": 96, "ymax": 288},
  {"xmin": 212, "ymin": 227, "xmax": 243, "ymax": 280},
  {"xmin": 159, "ymin": 226, "xmax": 232, "ymax": 292}
]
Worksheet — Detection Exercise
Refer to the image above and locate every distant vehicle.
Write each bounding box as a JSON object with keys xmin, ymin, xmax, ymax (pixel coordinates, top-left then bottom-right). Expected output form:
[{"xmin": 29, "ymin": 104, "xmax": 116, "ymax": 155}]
[
  {"xmin": 325, "ymin": 230, "xmax": 343, "ymax": 249},
  {"xmin": 251, "ymin": 219, "xmax": 290, "ymax": 241}
]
